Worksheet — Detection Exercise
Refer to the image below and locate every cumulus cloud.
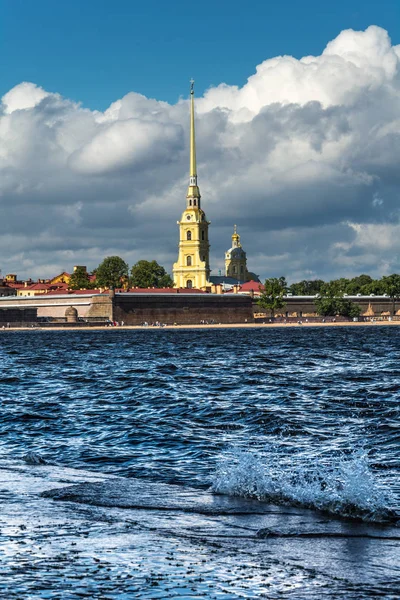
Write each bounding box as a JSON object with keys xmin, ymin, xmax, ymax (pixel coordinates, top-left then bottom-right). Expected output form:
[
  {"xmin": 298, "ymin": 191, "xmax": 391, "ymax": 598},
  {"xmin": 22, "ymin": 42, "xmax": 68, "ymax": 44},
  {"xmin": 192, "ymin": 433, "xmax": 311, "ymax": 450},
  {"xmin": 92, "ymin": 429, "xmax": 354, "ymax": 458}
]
[
  {"xmin": 1, "ymin": 25, "xmax": 400, "ymax": 281},
  {"xmin": 70, "ymin": 117, "xmax": 183, "ymax": 174}
]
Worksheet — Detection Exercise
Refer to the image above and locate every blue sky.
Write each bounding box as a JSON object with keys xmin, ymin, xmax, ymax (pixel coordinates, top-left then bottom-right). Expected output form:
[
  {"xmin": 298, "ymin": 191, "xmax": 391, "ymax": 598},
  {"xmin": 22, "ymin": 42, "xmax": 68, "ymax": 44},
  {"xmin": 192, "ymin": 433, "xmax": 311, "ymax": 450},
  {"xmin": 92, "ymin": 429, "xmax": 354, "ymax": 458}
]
[{"xmin": 2, "ymin": 0, "xmax": 399, "ymax": 109}]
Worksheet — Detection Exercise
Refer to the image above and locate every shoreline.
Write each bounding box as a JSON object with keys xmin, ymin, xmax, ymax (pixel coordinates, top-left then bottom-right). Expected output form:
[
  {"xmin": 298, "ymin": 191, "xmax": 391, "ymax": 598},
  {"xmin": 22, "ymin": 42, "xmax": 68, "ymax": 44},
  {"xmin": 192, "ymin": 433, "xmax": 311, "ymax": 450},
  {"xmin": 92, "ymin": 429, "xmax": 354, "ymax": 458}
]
[{"xmin": 1, "ymin": 320, "xmax": 400, "ymax": 332}]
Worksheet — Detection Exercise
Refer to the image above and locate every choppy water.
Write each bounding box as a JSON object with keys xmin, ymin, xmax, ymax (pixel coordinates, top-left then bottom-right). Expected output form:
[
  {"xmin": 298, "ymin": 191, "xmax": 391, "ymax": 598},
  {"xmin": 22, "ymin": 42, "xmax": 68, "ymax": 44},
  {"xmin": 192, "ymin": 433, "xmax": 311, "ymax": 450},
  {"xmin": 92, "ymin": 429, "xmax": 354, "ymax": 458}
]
[{"xmin": 0, "ymin": 327, "xmax": 399, "ymax": 598}]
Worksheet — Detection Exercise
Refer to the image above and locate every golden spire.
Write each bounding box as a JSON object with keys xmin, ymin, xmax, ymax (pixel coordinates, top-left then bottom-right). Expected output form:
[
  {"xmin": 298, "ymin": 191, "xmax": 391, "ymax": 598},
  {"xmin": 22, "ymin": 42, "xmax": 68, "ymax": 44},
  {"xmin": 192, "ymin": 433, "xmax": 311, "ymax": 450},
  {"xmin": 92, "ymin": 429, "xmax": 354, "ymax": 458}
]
[
  {"xmin": 187, "ymin": 79, "xmax": 200, "ymax": 203},
  {"xmin": 190, "ymin": 78, "xmax": 196, "ymax": 179}
]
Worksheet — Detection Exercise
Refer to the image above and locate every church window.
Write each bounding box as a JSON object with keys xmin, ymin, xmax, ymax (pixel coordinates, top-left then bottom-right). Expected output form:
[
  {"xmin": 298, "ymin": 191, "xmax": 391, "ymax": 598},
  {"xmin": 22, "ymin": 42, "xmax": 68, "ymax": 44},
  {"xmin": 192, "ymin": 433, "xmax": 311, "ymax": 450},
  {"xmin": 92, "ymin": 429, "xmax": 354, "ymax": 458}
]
[
  {"xmin": 240, "ymin": 266, "xmax": 244, "ymax": 274},
  {"xmin": 187, "ymin": 280, "xmax": 193, "ymax": 289},
  {"xmin": 193, "ymin": 199, "xmax": 197, "ymax": 206},
  {"xmin": 187, "ymin": 256, "xmax": 192, "ymax": 266},
  {"xmin": 189, "ymin": 199, "xmax": 192, "ymax": 206},
  {"xmin": 187, "ymin": 231, "xmax": 192, "ymax": 241},
  {"xmin": 202, "ymin": 256, "xmax": 206, "ymax": 262},
  {"xmin": 233, "ymin": 266, "xmax": 237, "ymax": 274},
  {"xmin": 201, "ymin": 231, "xmax": 205, "ymax": 241}
]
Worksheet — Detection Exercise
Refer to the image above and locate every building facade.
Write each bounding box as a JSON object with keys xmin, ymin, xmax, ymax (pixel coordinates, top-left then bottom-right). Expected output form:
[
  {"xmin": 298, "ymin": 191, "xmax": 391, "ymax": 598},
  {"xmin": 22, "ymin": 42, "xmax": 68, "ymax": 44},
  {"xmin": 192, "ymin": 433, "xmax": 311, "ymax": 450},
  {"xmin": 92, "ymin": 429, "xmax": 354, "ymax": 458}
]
[{"xmin": 173, "ymin": 82, "xmax": 211, "ymax": 290}]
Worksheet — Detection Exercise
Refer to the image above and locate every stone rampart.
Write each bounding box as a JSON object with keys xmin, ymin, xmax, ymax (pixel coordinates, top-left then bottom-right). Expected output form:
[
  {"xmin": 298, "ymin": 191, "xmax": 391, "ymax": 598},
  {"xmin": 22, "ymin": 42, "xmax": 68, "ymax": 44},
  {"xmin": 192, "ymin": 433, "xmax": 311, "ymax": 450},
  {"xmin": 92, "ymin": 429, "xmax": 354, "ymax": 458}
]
[
  {"xmin": 114, "ymin": 293, "xmax": 253, "ymax": 325},
  {"xmin": 0, "ymin": 308, "xmax": 37, "ymax": 326},
  {"xmin": 254, "ymin": 296, "xmax": 400, "ymax": 317},
  {"xmin": 0, "ymin": 295, "xmax": 97, "ymax": 319},
  {"xmin": 86, "ymin": 295, "xmax": 113, "ymax": 321}
]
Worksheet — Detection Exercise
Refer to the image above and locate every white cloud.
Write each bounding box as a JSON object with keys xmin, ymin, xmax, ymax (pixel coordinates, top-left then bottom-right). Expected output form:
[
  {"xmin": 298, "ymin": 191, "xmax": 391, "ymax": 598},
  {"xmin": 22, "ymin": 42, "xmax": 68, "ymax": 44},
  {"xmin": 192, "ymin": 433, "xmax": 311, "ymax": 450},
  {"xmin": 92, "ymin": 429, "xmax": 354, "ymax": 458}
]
[
  {"xmin": 1, "ymin": 82, "xmax": 49, "ymax": 114},
  {"xmin": 69, "ymin": 119, "xmax": 183, "ymax": 174},
  {"xmin": 1, "ymin": 25, "xmax": 400, "ymax": 281}
]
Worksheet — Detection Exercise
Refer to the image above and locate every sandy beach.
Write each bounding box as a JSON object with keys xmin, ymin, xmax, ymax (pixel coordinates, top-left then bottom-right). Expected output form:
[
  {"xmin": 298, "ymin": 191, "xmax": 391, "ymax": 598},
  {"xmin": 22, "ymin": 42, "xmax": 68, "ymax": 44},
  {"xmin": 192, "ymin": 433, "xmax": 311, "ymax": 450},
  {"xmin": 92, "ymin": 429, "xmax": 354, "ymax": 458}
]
[{"xmin": 2, "ymin": 320, "xmax": 400, "ymax": 331}]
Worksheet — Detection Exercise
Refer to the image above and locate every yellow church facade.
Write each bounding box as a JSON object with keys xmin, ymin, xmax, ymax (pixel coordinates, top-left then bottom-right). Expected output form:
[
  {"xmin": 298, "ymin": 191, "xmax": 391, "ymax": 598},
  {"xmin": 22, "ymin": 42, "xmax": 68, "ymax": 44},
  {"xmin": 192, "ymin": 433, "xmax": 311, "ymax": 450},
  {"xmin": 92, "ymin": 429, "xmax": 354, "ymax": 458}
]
[{"xmin": 173, "ymin": 81, "xmax": 211, "ymax": 290}]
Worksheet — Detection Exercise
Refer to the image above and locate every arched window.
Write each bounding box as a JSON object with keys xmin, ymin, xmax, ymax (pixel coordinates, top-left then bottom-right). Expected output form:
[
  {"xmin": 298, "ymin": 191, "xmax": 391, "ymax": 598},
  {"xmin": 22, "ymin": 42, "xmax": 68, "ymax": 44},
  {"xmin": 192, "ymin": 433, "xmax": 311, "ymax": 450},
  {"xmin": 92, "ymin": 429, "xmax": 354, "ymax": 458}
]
[
  {"xmin": 201, "ymin": 231, "xmax": 205, "ymax": 241},
  {"xmin": 240, "ymin": 265, "xmax": 244, "ymax": 274},
  {"xmin": 189, "ymin": 199, "xmax": 192, "ymax": 206},
  {"xmin": 186, "ymin": 280, "xmax": 193, "ymax": 289},
  {"xmin": 187, "ymin": 256, "xmax": 192, "ymax": 266},
  {"xmin": 193, "ymin": 199, "xmax": 197, "ymax": 206},
  {"xmin": 233, "ymin": 265, "xmax": 237, "ymax": 274},
  {"xmin": 187, "ymin": 231, "xmax": 192, "ymax": 241}
]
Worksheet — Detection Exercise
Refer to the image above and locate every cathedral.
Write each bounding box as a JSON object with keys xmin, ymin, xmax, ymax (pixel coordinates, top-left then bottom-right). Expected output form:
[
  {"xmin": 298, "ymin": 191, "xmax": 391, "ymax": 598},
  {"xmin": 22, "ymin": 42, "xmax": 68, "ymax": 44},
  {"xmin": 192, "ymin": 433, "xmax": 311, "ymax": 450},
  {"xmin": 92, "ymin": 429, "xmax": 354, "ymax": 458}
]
[
  {"xmin": 225, "ymin": 225, "xmax": 248, "ymax": 281},
  {"xmin": 173, "ymin": 82, "xmax": 252, "ymax": 290}
]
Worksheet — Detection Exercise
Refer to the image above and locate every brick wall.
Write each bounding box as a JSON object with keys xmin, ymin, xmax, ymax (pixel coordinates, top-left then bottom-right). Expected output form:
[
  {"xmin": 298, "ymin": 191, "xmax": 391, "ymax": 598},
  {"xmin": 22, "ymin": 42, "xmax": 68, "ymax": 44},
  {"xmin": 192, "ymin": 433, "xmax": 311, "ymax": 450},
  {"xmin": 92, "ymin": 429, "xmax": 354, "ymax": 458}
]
[
  {"xmin": 113, "ymin": 294, "xmax": 253, "ymax": 325},
  {"xmin": 0, "ymin": 308, "xmax": 37, "ymax": 325}
]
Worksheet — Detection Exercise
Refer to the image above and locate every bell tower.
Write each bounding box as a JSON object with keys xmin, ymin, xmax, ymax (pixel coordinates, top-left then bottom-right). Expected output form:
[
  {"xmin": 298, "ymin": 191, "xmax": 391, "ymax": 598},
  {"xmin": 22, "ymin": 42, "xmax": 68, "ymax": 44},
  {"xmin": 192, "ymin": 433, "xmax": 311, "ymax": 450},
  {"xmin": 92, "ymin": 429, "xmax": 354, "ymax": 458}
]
[{"xmin": 173, "ymin": 81, "xmax": 211, "ymax": 289}]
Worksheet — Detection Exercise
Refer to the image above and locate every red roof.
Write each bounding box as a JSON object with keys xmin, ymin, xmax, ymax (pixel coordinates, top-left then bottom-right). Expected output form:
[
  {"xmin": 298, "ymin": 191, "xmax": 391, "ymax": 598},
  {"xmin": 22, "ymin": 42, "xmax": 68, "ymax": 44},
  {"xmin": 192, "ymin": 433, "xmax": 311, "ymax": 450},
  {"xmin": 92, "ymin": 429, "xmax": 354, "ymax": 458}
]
[
  {"xmin": 25, "ymin": 283, "xmax": 52, "ymax": 290},
  {"xmin": 36, "ymin": 289, "xmax": 107, "ymax": 296},
  {"xmin": 123, "ymin": 287, "xmax": 206, "ymax": 294},
  {"xmin": 5, "ymin": 282, "xmax": 26, "ymax": 289},
  {"xmin": 239, "ymin": 280, "xmax": 264, "ymax": 293}
]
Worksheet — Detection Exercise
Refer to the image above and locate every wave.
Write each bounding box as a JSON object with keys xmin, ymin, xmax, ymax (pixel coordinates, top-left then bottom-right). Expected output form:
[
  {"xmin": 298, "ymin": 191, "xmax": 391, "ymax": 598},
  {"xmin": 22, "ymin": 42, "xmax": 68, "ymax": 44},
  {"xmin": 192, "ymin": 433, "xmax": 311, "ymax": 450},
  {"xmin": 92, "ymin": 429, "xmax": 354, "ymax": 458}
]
[
  {"xmin": 23, "ymin": 451, "xmax": 49, "ymax": 465},
  {"xmin": 211, "ymin": 448, "xmax": 397, "ymax": 523}
]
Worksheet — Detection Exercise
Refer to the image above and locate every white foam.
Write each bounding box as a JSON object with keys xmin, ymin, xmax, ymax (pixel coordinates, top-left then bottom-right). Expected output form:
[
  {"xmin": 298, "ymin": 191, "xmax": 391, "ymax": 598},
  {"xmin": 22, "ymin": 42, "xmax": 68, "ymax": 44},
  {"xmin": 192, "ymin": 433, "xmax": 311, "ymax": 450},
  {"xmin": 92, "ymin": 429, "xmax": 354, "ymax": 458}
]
[{"xmin": 211, "ymin": 448, "xmax": 396, "ymax": 522}]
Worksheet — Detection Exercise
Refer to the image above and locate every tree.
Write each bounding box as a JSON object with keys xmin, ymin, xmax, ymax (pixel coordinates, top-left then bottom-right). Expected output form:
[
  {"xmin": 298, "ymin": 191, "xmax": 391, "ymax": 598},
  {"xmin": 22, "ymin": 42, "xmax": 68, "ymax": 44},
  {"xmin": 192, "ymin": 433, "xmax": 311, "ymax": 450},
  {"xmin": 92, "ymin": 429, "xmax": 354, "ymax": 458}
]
[
  {"xmin": 361, "ymin": 279, "xmax": 385, "ymax": 295},
  {"xmin": 95, "ymin": 256, "xmax": 129, "ymax": 289},
  {"xmin": 257, "ymin": 277, "xmax": 287, "ymax": 317},
  {"xmin": 321, "ymin": 278, "xmax": 350, "ymax": 296},
  {"xmin": 315, "ymin": 296, "xmax": 361, "ymax": 318},
  {"xmin": 381, "ymin": 274, "xmax": 400, "ymax": 316},
  {"xmin": 345, "ymin": 274, "xmax": 373, "ymax": 295},
  {"xmin": 315, "ymin": 284, "xmax": 361, "ymax": 318},
  {"xmin": 289, "ymin": 279, "xmax": 325, "ymax": 295},
  {"xmin": 69, "ymin": 266, "xmax": 92, "ymax": 290},
  {"xmin": 130, "ymin": 260, "xmax": 173, "ymax": 288}
]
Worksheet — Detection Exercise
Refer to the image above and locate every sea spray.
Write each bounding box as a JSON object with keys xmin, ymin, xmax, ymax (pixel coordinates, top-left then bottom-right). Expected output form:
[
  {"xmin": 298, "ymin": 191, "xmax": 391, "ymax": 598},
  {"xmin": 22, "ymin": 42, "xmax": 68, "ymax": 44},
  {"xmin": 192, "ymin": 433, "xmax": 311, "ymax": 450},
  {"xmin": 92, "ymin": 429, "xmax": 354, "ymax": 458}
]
[{"xmin": 211, "ymin": 448, "xmax": 396, "ymax": 522}]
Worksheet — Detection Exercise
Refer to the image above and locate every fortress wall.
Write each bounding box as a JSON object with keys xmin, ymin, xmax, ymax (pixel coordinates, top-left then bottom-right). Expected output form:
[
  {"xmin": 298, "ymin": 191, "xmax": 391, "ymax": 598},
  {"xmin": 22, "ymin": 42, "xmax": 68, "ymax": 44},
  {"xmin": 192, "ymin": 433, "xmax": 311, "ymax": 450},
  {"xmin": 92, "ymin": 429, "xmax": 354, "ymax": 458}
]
[
  {"xmin": 0, "ymin": 296, "xmax": 98, "ymax": 319},
  {"xmin": 0, "ymin": 308, "xmax": 37, "ymax": 325},
  {"xmin": 86, "ymin": 295, "xmax": 113, "ymax": 320},
  {"xmin": 113, "ymin": 294, "xmax": 254, "ymax": 325},
  {"xmin": 254, "ymin": 297, "xmax": 399, "ymax": 317}
]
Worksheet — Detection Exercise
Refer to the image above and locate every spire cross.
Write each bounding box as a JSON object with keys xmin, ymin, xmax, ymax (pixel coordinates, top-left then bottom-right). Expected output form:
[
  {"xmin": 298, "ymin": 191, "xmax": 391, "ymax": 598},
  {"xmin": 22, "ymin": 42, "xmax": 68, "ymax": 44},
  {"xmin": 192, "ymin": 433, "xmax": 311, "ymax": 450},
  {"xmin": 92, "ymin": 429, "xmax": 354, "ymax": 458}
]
[
  {"xmin": 190, "ymin": 78, "xmax": 195, "ymax": 95},
  {"xmin": 234, "ymin": 224, "xmax": 237, "ymax": 234}
]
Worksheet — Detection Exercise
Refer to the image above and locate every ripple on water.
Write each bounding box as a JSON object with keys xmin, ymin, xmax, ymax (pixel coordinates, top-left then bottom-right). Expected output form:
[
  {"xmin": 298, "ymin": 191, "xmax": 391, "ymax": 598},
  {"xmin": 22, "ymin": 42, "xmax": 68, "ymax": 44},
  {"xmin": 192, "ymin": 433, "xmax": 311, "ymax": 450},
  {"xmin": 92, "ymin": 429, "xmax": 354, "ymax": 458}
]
[{"xmin": 0, "ymin": 327, "xmax": 398, "ymax": 511}]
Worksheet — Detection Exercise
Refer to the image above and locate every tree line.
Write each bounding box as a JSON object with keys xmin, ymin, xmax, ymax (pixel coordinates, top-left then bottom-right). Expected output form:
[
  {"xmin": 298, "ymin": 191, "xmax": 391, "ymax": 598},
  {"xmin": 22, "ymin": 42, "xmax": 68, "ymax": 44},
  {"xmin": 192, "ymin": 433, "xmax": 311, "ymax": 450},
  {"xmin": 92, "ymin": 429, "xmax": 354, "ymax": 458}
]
[
  {"xmin": 258, "ymin": 274, "xmax": 400, "ymax": 318},
  {"xmin": 69, "ymin": 257, "xmax": 173, "ymax": 290}
]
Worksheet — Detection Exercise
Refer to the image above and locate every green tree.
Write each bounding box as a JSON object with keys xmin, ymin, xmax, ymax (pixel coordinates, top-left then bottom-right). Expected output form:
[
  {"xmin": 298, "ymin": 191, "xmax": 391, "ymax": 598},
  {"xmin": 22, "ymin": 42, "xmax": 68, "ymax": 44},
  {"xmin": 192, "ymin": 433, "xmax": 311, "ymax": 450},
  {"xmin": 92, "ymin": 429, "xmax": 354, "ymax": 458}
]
[
  {"xmin": 315, "ymin": 296, "xmax": 361, "ymax": 318},
  {"xmin": 130, "ymin": 260, "xmax": 173, "ymax": 288},
  {"xmin": 345, "ymin": 274, "xmax": 373, "ymax": 295},
  {"xmin": 361, "ymin": 279, "xmax": 385, "ymax": 295},
  {"xmin": 289, "ymin": 279, "xmax": 325, "ymax": 295},
  {"xmin": 95, "ymin": 256, "xmax": 129, "ymax": 289},
  {"xmin": 381, "ymin": 274, "xmax": 400, "ymax": 316},
  {"xmin": 321, "ymin": 278, "xmax": 350, "ymax": 296},
  {"xmin": 257, "ymin": 277, "xmax": 287, "ymax": 317},
  {"xmin": 69, "ymin": 266, "xmax": 92, "ymax": 290},
  {"xmin": 315, "ymin": 285, "xmax": 361, "ymax": 318}
]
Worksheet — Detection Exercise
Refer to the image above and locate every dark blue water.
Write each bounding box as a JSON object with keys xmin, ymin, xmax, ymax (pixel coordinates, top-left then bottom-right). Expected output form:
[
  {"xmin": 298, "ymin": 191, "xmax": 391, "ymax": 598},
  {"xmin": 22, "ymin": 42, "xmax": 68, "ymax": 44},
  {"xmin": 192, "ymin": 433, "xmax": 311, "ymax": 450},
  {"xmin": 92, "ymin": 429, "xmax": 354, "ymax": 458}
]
[{"xmin": 0, "ymin": 327, "xmax": 399, "ymax": 598}]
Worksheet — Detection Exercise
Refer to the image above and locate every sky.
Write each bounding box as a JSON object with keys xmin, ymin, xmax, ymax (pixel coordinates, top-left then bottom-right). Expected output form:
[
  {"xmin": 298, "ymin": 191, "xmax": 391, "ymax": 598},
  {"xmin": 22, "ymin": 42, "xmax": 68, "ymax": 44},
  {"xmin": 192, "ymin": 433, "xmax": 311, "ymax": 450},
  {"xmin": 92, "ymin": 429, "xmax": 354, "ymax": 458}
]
[{"xmin": 1, "ymin": 0, "xmax": 400, "ymax": 282}]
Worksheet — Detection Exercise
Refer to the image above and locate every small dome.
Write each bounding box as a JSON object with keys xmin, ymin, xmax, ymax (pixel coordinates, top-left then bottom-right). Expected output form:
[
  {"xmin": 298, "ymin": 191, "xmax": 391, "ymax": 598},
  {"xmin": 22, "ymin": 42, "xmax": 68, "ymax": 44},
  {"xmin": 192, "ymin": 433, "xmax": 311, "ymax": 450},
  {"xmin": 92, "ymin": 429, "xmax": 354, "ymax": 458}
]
[
  {"xmin": 228, "ymin": 247, "xmax": 246, "ymax": 258},
  {"xmin": 65, "ymin": 306, "xmax": 78, "ymax": 323}
]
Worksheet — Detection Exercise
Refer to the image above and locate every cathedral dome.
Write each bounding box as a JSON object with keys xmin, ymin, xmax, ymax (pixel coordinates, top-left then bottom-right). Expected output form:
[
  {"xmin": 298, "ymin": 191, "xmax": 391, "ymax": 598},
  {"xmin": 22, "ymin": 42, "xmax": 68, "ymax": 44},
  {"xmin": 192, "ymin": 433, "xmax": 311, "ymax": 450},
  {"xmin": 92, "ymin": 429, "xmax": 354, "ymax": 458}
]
[{"xmin": 228, "ymin": 247, "xmax": 246, "ymax": 258}]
